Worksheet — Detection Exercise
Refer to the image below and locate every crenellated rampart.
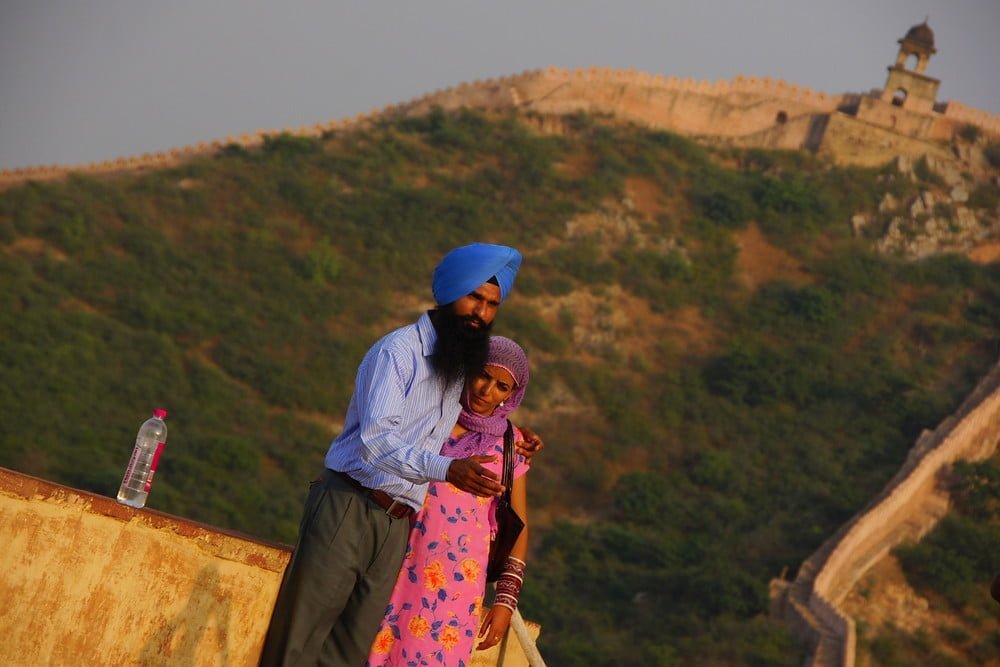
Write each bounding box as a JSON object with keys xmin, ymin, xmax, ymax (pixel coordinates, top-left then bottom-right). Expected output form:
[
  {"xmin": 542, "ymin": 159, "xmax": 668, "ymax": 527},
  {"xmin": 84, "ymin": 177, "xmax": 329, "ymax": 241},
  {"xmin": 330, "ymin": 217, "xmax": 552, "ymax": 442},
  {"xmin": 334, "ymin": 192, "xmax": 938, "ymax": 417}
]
[
  {"xmin": 942, "ymin": 100, "xmax": 1000, "ymax": 136},
  {"xmin": 773, "ymin": 358, "xmax": 1000, "ymax": 667},
  {"xmin": 3, "ymin": 66, "xmax": 997, "ymax": 189}
]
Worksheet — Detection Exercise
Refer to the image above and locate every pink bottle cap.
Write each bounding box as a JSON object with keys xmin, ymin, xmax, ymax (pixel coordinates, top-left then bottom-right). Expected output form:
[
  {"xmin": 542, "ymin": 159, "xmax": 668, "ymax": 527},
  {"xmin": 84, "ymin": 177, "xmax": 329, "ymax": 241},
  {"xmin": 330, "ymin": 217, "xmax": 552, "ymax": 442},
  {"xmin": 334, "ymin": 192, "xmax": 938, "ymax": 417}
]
[{"xmin": 153, "ymin": 409, "xmax": 168, "ymax": 419}]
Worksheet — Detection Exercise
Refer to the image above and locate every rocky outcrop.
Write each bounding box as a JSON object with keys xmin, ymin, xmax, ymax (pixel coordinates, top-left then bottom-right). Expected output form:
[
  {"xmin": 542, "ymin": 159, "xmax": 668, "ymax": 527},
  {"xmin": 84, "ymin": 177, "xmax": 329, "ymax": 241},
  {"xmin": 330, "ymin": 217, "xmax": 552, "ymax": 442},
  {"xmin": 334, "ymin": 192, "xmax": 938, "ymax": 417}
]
[{"xmin": 865, "ymin": 155, "xmax": 1000, "ymax": 259}]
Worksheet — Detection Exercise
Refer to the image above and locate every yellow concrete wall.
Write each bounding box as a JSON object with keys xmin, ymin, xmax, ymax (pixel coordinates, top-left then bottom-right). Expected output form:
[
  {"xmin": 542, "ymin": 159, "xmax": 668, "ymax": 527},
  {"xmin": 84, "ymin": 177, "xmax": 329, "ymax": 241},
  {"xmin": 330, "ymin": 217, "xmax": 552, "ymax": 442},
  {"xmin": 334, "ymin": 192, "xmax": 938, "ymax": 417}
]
[
  {"xmin": 0, "ymin": 468, "xmax": 542, "ymax": 666},
  {"xmin": 0, "ymin": 468, "xmax": 291, "ymax": 666}
]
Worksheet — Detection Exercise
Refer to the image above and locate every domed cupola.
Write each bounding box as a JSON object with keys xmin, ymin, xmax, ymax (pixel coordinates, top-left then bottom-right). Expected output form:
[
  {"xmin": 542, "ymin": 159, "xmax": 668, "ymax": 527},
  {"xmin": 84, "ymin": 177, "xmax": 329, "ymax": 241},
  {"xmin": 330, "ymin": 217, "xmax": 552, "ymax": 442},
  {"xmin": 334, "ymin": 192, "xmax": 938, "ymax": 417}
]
[{"xmin": 901, "ymin": 21, "xmax": 936, "ymax": 53}]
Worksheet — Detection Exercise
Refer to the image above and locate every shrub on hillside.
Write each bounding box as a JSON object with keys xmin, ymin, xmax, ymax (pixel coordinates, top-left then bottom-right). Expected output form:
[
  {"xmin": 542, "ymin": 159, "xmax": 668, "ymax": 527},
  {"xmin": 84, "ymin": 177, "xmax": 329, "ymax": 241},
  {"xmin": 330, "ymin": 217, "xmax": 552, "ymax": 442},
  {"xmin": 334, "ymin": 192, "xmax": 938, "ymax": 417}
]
[
  {"xmin": 957, "ymin": 124, "xmax": 981, "ymax": 143},
  {"xmin": 752, "ymin": 173, "xmax": 835, "ymax": 239},
  {"xmin": 984, "ymin": 141, "xmax": 1000, "ymax": 169},
  {"xmin": 261, "ymin": 132, "xmax": 320, "ymax": 158},
  {"xmin": 896, "ymin": 459, "xmax": 1000, "ymax": 607},
  {"xmin": 751, "ymin": 282, "xmax": 841, "ymax": 332},
  {"xmin": 967, "ymin": 183, "xmax": 999, "ymax": 211},
  {"xmin": 912, "ymin": 156, "xmax": 945, "ymax": 186},
  {"xmin": 703, "ymin": 342, "xmax": 805, "ymax": 406},
  {"xmin": 691, "ymin": 171, "xmax": 753, "ymax": 229},
  {"xmin": 398, "ymin": 106, "xmax": 509, "ymax": 154}
]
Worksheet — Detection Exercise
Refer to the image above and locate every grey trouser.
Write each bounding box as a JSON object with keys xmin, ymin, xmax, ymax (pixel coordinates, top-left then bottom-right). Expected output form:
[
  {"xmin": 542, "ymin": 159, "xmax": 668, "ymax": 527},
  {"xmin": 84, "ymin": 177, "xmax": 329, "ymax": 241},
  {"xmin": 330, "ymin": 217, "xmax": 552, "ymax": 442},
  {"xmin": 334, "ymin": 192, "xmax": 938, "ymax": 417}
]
[{"xmin": 259, "ymin": 470, "xmax": 410, "ymax": 667}]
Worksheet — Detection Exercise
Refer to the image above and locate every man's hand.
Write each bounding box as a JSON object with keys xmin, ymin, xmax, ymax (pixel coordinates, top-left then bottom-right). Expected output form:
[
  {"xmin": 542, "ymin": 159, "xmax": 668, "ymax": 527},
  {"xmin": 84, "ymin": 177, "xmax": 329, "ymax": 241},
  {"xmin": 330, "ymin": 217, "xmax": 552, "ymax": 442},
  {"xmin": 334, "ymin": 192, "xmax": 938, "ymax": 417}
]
[
  {"xmin": 516, "ymin": 425, "xmax": 544, "ymax": 460},
  {"xmin": 446, "ymin": 455, "xmax": 504, "ymax": 497}
]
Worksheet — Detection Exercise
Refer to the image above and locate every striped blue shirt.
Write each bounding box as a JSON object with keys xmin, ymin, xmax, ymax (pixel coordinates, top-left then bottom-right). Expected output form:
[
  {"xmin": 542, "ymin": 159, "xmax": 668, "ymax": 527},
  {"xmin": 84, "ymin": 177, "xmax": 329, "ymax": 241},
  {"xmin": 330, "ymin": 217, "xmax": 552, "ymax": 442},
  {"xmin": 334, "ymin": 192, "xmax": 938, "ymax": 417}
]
[{"xmin": 324, "ymin": 312, "xmax": 462, "ymax": 510}]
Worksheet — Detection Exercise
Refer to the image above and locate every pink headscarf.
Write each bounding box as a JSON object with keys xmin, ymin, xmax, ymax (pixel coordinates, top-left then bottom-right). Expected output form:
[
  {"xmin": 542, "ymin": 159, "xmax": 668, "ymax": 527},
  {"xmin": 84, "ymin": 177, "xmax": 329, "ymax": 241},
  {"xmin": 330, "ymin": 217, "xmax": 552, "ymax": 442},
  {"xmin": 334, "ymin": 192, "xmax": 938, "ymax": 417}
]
[{"xmin": 446, "ymin": 336, "xmax": 529, "ymax": 459}]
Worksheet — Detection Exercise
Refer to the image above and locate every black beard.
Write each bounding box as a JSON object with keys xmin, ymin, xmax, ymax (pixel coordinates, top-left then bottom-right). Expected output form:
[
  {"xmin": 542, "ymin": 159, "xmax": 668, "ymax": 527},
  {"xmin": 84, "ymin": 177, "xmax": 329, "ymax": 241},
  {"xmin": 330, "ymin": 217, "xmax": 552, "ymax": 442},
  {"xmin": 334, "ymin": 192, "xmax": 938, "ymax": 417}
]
[{"xmin": 430, "ymin": 306, "xmax": 492, "ymax": 384}]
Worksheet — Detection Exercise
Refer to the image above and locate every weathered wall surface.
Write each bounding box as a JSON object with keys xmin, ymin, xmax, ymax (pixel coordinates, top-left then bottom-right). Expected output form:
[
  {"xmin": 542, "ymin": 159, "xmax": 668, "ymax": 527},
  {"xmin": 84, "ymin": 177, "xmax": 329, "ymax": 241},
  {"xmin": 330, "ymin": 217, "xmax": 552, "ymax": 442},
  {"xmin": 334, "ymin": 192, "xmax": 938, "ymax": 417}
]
[
  {"xmin": 403, "ymin": 68, "xmax": 843, "ymax": 139},
  {"xmin": 3, "ymin": 65, "xmax": 997, "ymax": 189},
  {"xmin": 943, "ymin": 99, "xmax": 1000, "ymax": 135},
  {"xmin": 0, "ymin": 468, "xmax": 541, "ymax": 666},
  {"xmin": 773, "ymin": 359, "xmax": 1000, "ymax": 667},
  {"xmin": 0, "ymin": 468, "xmax": 292, "ymax": 666},
  {"xmin": 818, "ymin": 111, "xmax": 955, "ymax": 167}
]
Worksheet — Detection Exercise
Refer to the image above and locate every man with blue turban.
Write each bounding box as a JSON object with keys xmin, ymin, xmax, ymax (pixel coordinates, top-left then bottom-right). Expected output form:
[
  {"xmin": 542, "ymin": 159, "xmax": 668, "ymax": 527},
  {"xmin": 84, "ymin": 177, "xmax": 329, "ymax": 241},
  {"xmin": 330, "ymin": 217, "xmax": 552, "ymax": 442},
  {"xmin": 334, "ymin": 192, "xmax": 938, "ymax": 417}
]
[{"xmin": 261, "ymin": 243, "xmax": 542, "ymax": 667}]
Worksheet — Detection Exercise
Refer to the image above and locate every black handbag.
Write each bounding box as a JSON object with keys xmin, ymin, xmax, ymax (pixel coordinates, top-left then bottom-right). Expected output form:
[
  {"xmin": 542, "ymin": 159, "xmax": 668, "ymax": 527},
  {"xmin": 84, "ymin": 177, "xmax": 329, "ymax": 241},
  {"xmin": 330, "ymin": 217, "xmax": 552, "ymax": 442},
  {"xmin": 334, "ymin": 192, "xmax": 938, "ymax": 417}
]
[{"xmin": 486, "ymin": 421, "xmax": 525, "ymax": 582}]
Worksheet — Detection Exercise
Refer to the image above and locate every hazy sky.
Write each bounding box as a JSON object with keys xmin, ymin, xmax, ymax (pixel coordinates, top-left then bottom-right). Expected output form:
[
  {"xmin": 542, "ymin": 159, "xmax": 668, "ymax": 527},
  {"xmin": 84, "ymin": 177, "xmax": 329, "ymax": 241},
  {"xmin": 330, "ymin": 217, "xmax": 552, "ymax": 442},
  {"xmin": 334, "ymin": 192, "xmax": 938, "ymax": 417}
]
[{"xmin": 1, "ymin": 1, "xmax": 997, "ymax": 170}]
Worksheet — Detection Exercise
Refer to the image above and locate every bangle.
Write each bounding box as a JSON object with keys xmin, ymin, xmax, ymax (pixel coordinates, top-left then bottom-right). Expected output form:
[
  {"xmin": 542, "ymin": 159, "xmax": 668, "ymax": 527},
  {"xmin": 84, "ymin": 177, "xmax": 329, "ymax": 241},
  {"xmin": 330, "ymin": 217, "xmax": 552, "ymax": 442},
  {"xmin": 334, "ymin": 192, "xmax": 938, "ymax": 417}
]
[{"xmin": 494, "ymin": 557, "xmax": 525, "ymax": 611}]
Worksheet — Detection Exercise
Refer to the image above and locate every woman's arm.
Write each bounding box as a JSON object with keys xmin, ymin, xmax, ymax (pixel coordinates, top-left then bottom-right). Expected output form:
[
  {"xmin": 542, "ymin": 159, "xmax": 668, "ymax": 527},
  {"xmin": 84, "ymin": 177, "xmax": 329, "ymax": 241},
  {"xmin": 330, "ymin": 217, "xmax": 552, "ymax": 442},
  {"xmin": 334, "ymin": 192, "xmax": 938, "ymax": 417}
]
[{"xmin": 478, "ymin": 473, "xmax": 529, "ymax": 650}]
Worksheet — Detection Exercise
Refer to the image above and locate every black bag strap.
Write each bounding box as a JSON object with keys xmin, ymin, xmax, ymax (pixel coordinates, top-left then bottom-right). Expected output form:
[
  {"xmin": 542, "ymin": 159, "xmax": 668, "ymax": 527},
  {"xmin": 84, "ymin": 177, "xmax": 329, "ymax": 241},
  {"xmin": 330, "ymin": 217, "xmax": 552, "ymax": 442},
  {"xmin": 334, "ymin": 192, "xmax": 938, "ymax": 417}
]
[{"xmin": 501, "ymin": 421, "xmax": 515, "ymax": 500}]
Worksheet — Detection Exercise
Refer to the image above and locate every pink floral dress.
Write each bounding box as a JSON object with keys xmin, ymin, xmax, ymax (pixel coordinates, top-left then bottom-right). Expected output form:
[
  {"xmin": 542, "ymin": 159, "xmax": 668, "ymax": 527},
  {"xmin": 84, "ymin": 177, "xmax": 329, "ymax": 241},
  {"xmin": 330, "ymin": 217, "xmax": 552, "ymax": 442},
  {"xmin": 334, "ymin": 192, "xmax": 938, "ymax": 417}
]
[{"xmin": 366, "ymin": 430, "xmax": 529, "ymax": 667}]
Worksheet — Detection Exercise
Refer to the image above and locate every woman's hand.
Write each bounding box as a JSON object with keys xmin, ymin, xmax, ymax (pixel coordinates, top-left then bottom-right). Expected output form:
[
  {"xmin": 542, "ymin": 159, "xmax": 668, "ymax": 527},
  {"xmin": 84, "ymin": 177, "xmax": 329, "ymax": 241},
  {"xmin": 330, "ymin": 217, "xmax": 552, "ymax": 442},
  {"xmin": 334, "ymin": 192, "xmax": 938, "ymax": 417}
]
[{"xmin": 477, "ymin": 604, "xmax": 513, "ymax": 651}]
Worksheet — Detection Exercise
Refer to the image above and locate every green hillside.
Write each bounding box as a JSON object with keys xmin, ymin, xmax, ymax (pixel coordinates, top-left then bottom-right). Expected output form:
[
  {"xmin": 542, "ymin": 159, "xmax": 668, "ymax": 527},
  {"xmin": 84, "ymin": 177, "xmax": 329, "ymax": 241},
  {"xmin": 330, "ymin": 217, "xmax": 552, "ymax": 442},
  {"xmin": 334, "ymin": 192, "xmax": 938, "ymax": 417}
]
[{"xmin": 1, "ymin": 109, "xmax": 997, "ymax": 665}]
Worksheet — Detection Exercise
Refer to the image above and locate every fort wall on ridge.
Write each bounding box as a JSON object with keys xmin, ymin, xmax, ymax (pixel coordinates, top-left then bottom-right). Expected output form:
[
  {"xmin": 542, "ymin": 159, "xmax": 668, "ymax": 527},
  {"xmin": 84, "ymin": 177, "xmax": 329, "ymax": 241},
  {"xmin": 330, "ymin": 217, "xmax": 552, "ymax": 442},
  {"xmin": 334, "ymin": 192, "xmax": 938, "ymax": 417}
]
[
  {"xmin": 770, "ymin": 359, "xmax": 1000, "ymax": 666},
  {"xmin": 2, "ymin": 65, "xmax": 997, "ymax": 189}
]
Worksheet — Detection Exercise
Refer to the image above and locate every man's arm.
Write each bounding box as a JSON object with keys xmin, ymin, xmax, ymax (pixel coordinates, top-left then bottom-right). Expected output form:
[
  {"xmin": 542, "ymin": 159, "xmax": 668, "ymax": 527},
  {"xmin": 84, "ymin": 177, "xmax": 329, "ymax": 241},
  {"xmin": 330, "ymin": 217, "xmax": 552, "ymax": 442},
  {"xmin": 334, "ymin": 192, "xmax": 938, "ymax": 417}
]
[{"xmin": 355, "ymin": 346, "xmax": 453, "ymax": 484}]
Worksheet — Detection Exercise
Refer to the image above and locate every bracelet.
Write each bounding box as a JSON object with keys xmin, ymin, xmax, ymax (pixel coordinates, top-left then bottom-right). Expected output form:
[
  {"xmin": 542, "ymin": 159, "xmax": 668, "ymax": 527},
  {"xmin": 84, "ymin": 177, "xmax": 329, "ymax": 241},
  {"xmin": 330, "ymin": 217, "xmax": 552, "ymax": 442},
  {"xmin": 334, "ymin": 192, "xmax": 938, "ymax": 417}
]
[{"xmin": 493, "ymin": 556, "xmax": 525, "ymax": 611}]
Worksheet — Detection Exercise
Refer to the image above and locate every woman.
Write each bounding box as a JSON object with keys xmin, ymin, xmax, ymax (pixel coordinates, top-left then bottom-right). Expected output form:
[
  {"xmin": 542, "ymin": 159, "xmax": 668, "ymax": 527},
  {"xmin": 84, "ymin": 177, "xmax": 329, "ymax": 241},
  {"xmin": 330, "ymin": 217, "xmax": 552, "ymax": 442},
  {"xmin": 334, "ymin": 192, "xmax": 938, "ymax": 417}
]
[{"xmin": 366, "ymin": 336, "xmax": 531, "ymax": 667}]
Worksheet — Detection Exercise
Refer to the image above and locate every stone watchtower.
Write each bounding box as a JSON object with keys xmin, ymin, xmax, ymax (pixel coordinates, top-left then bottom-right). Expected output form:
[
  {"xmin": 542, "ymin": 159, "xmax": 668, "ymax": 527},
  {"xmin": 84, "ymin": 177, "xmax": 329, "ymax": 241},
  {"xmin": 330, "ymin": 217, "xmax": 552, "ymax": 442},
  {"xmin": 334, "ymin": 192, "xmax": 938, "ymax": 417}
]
[{"xmin": 880, "ymin": 20, "xmax": 941, "ymax": 114}]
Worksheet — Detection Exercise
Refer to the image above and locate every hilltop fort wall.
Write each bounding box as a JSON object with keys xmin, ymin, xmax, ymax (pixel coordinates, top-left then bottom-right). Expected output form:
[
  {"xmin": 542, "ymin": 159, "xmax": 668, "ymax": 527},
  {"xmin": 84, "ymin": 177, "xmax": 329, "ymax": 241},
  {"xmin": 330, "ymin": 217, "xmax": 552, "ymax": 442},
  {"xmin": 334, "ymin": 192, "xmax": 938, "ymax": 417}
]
[
  {"xmin": 402, "ymin": 67, "xmax": 845, "ymax": 137},
  {"xmin": 2, "ymin": 66, "xmax": 998, "ymax": 189},
  {"xmin": 772, "ymin": 359, "xmax": 1000, "ymax": 667}
]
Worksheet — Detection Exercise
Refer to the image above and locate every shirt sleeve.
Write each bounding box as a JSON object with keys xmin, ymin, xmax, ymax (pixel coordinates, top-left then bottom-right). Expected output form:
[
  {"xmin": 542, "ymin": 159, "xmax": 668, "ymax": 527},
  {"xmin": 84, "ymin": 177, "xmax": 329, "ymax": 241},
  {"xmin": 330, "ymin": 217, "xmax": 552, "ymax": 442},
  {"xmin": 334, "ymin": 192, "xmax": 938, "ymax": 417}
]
[{"xmin": 354, "ymin": 343, "xmax": 454, "ymax": 484}]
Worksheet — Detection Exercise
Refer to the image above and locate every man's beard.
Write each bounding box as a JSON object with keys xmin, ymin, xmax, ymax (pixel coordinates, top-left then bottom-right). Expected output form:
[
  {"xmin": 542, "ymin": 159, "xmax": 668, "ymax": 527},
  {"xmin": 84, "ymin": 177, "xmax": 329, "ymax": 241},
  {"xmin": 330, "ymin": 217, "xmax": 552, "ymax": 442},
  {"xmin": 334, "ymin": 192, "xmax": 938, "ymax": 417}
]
[{"xmin": 430, "ymin": 306, "xmax": 492, "ymax": 384}]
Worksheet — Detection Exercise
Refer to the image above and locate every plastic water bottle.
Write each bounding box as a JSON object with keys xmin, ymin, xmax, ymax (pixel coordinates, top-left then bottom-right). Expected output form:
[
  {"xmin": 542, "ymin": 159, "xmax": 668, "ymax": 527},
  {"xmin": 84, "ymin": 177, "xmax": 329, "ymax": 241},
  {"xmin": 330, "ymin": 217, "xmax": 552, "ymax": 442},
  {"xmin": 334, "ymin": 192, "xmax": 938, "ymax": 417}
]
[{"xmin": 116, "ymin": 409, "xmax": 168, "ymax": 508}]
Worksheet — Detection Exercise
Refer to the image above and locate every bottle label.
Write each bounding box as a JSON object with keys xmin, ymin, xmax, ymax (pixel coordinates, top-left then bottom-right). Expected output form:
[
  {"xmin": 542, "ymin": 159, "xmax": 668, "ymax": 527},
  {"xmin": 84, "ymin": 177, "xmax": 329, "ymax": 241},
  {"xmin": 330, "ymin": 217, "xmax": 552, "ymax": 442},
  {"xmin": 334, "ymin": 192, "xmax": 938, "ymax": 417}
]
[{"xmin": 144, "ymin": 442, "xmax": 167, "ymax": 492}]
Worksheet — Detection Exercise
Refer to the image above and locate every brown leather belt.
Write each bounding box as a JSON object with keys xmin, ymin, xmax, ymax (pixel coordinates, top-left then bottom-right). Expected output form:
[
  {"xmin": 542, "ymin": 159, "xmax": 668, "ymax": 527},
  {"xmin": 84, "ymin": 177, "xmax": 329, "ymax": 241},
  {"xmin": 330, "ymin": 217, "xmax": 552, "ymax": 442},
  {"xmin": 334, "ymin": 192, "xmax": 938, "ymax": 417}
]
[{"xmin": 331, "ymin": 470, "xmax": 413, "ymax": 520}]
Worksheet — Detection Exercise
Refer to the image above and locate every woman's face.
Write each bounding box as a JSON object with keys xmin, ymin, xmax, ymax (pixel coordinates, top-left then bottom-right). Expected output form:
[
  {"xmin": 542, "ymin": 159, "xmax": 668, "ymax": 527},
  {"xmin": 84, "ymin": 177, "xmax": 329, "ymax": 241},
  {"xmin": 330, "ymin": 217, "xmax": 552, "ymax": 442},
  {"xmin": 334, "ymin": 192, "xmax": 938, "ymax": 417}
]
[{"xmin": 466, "ymin": 364, "xmax": 516, "ymax": 416}]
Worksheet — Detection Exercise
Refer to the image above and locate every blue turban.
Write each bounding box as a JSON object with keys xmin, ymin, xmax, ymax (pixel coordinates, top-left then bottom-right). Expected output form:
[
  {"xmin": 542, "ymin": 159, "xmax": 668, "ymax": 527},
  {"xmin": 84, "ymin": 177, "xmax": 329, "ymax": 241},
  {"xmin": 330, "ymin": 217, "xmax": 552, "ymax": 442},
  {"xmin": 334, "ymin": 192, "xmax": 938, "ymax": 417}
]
[{"xmin": 432, "ymin": 243, "xmax": 522, "ymax": 305}]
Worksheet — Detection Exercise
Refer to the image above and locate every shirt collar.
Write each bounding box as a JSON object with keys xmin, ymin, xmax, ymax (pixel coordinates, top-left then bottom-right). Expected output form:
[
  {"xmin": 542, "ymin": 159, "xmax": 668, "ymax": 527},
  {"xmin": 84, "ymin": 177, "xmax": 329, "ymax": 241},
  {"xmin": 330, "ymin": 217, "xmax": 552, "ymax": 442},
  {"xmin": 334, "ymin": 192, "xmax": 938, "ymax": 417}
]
[{"xmin": 416, "ymin": 311, "xmax": 437, "ymax": 358}]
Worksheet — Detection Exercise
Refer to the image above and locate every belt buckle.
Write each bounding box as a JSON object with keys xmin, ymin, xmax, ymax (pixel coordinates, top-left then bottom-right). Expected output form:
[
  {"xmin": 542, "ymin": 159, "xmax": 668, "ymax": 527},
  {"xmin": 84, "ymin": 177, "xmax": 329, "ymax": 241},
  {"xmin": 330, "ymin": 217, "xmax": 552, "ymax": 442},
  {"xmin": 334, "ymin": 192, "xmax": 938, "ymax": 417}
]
[{"xmin": 385, "ymin": 500, "xmax": 406, "ymax": 519}]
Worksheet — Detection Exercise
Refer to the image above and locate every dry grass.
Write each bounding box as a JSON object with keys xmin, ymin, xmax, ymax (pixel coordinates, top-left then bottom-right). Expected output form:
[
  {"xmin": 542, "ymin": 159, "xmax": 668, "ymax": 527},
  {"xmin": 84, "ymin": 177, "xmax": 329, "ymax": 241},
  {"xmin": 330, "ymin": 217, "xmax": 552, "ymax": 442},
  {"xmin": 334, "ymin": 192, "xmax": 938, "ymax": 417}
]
[{"xmin": 734, "ymin": 223, "xmax": 811, "ymax": 290}]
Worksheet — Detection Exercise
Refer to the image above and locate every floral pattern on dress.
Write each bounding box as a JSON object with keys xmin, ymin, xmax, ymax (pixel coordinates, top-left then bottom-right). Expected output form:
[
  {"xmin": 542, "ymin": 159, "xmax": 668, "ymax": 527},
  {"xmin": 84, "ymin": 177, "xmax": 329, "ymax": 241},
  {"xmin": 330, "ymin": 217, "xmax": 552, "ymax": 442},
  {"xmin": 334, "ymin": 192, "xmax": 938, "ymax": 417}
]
[{"xmin": 365, "ymin": 432, "xmax": 528, "ymax": 667}]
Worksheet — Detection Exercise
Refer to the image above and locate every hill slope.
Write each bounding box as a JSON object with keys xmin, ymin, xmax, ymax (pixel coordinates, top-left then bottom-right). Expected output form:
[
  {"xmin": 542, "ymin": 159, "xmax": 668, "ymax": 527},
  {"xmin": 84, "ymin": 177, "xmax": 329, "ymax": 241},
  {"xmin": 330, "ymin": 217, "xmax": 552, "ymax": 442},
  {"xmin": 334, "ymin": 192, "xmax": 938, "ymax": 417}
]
[{"xmin": 1, "ymin": 109, "xmax": 998, "ymax": 665}]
